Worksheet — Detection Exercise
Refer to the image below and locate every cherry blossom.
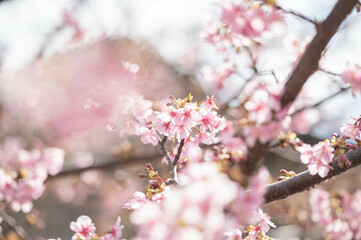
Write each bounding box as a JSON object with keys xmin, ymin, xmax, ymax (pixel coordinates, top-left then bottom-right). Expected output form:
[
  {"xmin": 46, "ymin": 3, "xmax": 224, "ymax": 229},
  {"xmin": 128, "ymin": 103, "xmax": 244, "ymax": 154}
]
[
  {"xmin": 254, "ymin": 208, "xmax": 276, "ymax": 232},
  {"xmin": 70, "ymin": 215, "xmax": 96, "ymax": 240},
  {"xmin": 123, "ymin": 191, "xmax": 148, "ymax": 211},
  {"xmin": 341, "ymin": 64, "xmax": 361, "ymax": 96},
  {"xmin": 297, "ymin": 142, "xmax": 334, "ymax": 178},
  {"xmin": 340, "ymin": 116, "xmax": 361, "ymax": 140},
  {"xmin": 67, "ymin": 216, "xmax": 123, "ymax": 240}
]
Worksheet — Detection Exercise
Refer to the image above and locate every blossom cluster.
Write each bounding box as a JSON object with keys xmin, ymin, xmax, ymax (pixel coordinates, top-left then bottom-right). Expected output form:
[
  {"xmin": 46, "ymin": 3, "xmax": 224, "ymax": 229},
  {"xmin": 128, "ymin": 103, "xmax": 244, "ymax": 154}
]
[
  {"xmin": 51, "ymin": 215, "xmax": 123, "ymax": 240},
  {"xmin": 200, "ymin": 0, "xmax": 285, "ymax": 90},
  {"xmin": 201, "ymin": 64, "xmax": 233, "ymax": 90},
  {"xmin": 118, "ymin": 94, "xmax": 225, "ymax": 165},
  {"xmin": 310, "ymin": 188, "xmax": 361, "ymax": 240},
  {"xmin": 241, "ymin": 83, "xmax": 290, "ymax": 147},
  {"xmin": 0, "ymin": 138, "xmax": 64, "ymax": 212},
  {"xmin": 296, "ymin": 141, "xmax": 334, "ymax": 178},
  {"xmin": 221, "ymin": 1, "xmax": 283, "ymax": 39},
  {"xmin": 292, "ymin": 116, "xmax": 361, "ymax": 178},
  {"xmin": 128, "ymin": 162, "xmax": 271, "ymax": 240}
]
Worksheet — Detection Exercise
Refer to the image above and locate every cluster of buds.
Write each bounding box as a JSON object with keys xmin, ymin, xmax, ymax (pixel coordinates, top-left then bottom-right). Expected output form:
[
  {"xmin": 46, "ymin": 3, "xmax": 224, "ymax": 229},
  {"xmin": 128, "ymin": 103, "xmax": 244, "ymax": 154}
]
[
  {"xmin": 139, "ymin": 163, "xmax": 166, "ymax": 198},
  {"xmin": 277, "ymin": 169, "xmax": 296, "ymax": 181}
]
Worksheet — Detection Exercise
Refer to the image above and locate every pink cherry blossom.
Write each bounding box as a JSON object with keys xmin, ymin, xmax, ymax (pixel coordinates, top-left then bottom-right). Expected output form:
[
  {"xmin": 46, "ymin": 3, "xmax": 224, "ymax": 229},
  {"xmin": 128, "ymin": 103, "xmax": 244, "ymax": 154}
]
[
  {"xmin": 297, "ymin": 142, "xmax": 334, "ymax": 178},
  {"xmin": 101, "ymin": 217, "xmax": 124, "ymax": 240},
  {"xmin": 200, "ymin": 95, "xmax": 219, "ymax": 112},
  {"xmin": 341, "ymin": 64, "xmax": 361, "ymax": 96},
  {"xmin": 70, "ymin": 215, "xmax": 96, "ymax": 240},
  {"xmin": 123, "ymin": 191, "xmax": 148, "ymax": 210},
  {"xmin": 340, "ymin": 122, "xmax": 361, "ymax": 140},
  {"xmin": 254, "ymin": 208, "xmax": 276, "ymax": 232}
]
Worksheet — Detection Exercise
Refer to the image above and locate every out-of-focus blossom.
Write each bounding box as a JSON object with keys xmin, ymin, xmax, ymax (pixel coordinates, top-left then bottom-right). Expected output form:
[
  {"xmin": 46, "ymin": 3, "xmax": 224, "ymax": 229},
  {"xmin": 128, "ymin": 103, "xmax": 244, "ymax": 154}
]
[
  {"xmin": 310, "ymin": 189, "xmax": 361, "ymax": 240},
  {"xmin": 123, "ymin": 191, "xmax": 148, "ymax": 211},
  {"xmin": 218, "ymin": 121, "xmax": 248, "ymax": 161},
  {"xmin": 290, "ymin": 109, "xmax": 319, "ymax": 134},
  {"xmin": 224, "ymin": 229, "xmax": 243, "ymax": 240},
  {"xmin": 201, "ymin": 64, "xmax": 233, "ymax": 89},
  {"xmin": 101, "ymin": 217, "xmax": 124, "ymax": 240},
  {"xmin": 231, "ymin": 167, "xmax": 270, "ymax": 225},
  {"xmin": 341, "ymin": 65, "xmax": 361, "ymax": 96},
  {"xmin": 0, "ymin": 138, "xmax": 65, "ymax": 213},
  {"xmin": 221, "ymin": 1, "xmax": 283, "ymax": 39},
  {"xmin": 131, "ymin": 162, "xmax": 240, "ymax": 240}
]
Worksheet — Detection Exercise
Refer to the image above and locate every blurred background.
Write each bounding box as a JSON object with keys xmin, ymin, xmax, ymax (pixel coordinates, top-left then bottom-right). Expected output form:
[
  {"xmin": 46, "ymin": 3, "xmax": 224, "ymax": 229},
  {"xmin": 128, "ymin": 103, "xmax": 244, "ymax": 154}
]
[{"xmin": 0, "ymin": 0, "xmax": 360, "ymax": 239}]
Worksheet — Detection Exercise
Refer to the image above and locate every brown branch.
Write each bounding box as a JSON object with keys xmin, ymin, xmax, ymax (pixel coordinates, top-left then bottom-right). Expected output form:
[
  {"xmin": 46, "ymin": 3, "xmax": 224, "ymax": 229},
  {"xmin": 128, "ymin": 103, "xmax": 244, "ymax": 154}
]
[
  {"xmin": 280, "ymin": 0, "xmax": 358, "ymax": 108},
  {"xmin": 0, "ymin": 210, "xmax": 32, "ymax": 240},
  {"xmin": 165, "ymin": 139, "xmax": 185, "ymax": 185},
  {"xmin": 46, "ymin": 153, "xmax": 160, "ymax": 182},
  {"xmin": 292, "ymin": 86, "xmax": 349, "ymax": 115},
  {"xmin": 264, "ymin": 146, "xmax": 361, "ymax": 203},
  {"xmin": 241, "ymin": 0, "xmax": 358, "ymax": 176},
  {"xmin": 173, "ymin": 139, "xmax": 185, "ymax": 166}
]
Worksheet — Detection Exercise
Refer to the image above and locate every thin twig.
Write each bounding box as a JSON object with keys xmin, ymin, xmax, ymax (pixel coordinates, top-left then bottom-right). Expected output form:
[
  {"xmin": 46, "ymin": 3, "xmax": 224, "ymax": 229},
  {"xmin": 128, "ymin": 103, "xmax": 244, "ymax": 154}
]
[
  {"xmin": 318, "ymin": 67, "xmax": 342, "ymax": 77},
  {"xmin": 276, "ymin": 4, "xmax": 319, "ymax": 26},
  {"xmin": 292, "ymin": 87, "xmax": 350, "ymax": 115},
  {"xmin": 0, "ymin": 210, "xmax": 32, "ymax": 240},
  {"xmin": 173, "ymin": 139, "xmax": 185, "ymax": 166},
  {"xmin": 264, "ymin": 146, "xmax": 361, "ymax": 203}
]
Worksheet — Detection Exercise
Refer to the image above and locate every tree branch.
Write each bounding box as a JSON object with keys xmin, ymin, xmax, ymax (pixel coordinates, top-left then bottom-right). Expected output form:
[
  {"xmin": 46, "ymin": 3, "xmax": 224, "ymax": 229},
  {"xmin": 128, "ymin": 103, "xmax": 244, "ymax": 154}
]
[
  {"xmin": 280, "ymin": 0, "xmax": 358, "ymax": 108},
  {"xmin": 173, "ymin": 139, "xmax": 185, "ymax": 166},
  {"xmin": 264, "ymin": 146, "xmax": 361, "ymax": 203}
]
